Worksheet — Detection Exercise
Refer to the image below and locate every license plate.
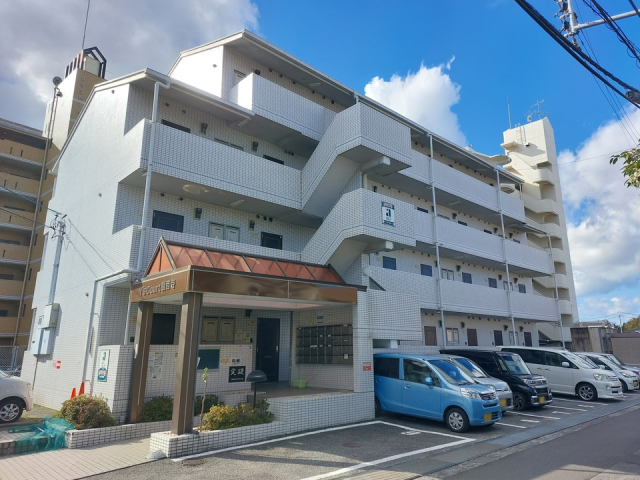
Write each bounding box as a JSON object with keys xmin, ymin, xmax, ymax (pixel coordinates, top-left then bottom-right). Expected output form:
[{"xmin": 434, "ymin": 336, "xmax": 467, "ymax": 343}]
[
  {"xmin": 484, "ymin": 413, "xmax": 493, "ymax": 422},
  {"xmin": 539, "ymin": 396, "xmax": 546, "ymax": 403},
  {"xmin": 500, "ymin": 399, "xmax": 507, "ymax": 407},
  {"xmin": 634, "ymin": 381, "xmax": 638, "ymax": 387}
]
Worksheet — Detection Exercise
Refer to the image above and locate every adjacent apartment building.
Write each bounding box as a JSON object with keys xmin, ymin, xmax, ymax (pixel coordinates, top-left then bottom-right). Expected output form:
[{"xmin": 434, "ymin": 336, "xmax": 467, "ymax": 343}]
[{"xmin": 22, "ymin": 31, "xmax": 575, "ymax": 433}]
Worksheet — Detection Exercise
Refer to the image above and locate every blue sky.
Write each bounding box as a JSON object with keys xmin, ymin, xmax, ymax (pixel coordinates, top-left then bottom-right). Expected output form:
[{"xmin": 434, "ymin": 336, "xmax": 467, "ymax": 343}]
[{"xmin": 1, "ymin": 0, "xmax": 639, "ymax": 324}]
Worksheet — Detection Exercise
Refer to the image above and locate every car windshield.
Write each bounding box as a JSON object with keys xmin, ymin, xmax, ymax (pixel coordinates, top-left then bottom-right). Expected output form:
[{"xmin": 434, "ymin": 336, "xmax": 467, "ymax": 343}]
[
  {"xmin": 429, "ymin": 359, "xmax": 476, "ymax": 385},
  {"xmin": 578, "ymin": 355, "xmax": 600, "ymax": 369},
  {"xmin": 497, "ymin": 354, "xmax": 531, "ymax": 375},
  {"xmin": 564, "ymin": 351, "xmax": 597, "ymax": 369},
  {"xmin": 606, "ymin": 354, "xmax": 624, "ymax": 367},
  {"xmin": 450, "ymin": 357, "xmax": 488, "ymax": 378}
]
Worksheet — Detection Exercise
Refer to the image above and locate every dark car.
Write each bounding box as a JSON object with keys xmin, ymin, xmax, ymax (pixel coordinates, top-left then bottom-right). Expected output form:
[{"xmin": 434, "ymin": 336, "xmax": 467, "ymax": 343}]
[{"xmin": 440, "ymin": 349, "xmax": 552, "ymax": 411}]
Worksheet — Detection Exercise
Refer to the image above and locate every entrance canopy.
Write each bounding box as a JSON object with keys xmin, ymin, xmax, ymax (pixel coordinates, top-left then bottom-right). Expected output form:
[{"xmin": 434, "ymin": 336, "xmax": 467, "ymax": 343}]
[{"xmin": 130, "ymin": 238, "xmax": 359, "ymax": 310}]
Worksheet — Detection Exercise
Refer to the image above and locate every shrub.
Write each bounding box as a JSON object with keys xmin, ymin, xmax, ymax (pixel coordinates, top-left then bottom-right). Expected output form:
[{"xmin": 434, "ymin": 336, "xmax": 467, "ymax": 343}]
[
  {"xmin": 200, "ymin": 400, "xmax": 274, "ymax": 431},
  {"xmin": 140, "ymin": 396, "xmax": 173, "ymax": 423},
  {"xmin": 56, "ymin": 394, "xmax": 118, "ymax": 430},
  {"xmin": 194, "ymin": 394, "xmax": 220, "ymax": 416}
]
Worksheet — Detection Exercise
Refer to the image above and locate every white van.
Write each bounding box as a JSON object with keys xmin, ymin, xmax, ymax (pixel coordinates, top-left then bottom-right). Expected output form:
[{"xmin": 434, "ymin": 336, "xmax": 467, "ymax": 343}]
[{"xmin": 500, "ymin": 346, "xmax": 622, "ymax": 401}]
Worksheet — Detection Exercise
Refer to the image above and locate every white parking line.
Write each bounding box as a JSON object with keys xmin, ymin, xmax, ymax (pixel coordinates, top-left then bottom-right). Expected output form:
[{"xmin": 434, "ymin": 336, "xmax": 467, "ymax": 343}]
[
  {"xmin": 554, "ymin": 398, "xmax": 606, "ymax": 406},
  {"xmin": 171, "ymin": 420, "xmax": 473, "ymax": 463},
  {"xmin": 551, "ymin": 411, "xmax": 571, "ymax": 415},
  {"xmin": 551, "ymin": 405, "xmax": 588, "ymax": 412},
  {"xmin": 520, "ymin": 419, "xmax": 539, "ymax": 423},
  {"xmin": 506, "ymin": 411, "xmax": 560, "ymax": 420},
  {"xmin": 495, "ymin": 422, "xmax": 526, "ymax": 428}
]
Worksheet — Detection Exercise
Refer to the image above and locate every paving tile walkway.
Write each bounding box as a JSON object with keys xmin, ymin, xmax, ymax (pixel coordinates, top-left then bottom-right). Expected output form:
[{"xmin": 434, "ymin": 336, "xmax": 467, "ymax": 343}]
[{"xmin": 0, "ymin": 436, "xmax": 152, "ymax": 480}]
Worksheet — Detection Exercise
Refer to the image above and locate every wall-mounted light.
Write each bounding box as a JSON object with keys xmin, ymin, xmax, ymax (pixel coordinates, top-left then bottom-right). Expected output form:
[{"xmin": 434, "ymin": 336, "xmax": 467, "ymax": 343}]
[
  {"xmin": 460, "ymin": 321, "xmax": 465, "ymax": 329},
  {"xmin": 200, "ymin": 123, "xmax": 208, "ymax": 134},
  {"xmin": 373, "ymin": 186, "xmax": 378, "ymax": 192},
  {"xmin": 514, "ymin": 278, "xmax": 518, "ymax": 283},
  {"xmin": 503, "ymin": 324, "xmax": 509, "ymax": 331},
  {"xmin": 498, "ymin": 274, "xmax": 503, "ymax": 280},
  {"xmin": 194, "ymin": 207, "xmax": 202, "ymax": 219},
  {"xmin": 456, "ymin": 265, "xmax": 461, "ymax": 272},
  {"xmin": 268, "ymin": 217, "xmax": 273, "ymax": 222},
  {"xmin": 452, "ymin": 213, "xmax": 457, "ymax": 220},
  {"xmin": 254, "ymin": 70, "xmax": 261, "ymax": 76},
  {"xmin": 252, "ymin": 141, "xmax": 259, "ymax": 152},
  {"xmin": 519, "ymin": 326, "xmax": 524, "ymax": 332},
  {"xmin": 494, "ymin": 227, "xmax": 498, "ymax": 233},
  {"xmin": 509, "ymin": 233, "xmax": 513, "ymax": 238},
  {"xmin": 248, "ymin": 219, "xmax": 255, "ymax": 230}
]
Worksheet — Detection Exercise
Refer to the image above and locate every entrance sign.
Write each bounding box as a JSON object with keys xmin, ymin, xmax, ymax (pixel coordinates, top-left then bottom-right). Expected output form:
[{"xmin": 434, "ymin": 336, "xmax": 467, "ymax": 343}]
[
  {"xmin": 97, "ymin": 350, "xmax": 110, "ymax": 382},
  {"xmin": 229, "ymin": 366, "xmax": 246, "ymax": 383},
  {"xmin": 382, "ymin": 202, "xmax": 395, "ymax": 226}
]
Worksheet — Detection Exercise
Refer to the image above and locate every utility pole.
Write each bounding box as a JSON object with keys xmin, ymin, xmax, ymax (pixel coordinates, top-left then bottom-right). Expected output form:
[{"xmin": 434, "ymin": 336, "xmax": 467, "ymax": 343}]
[
  {"xmin": 558, "ymin": 0, "xmax": 640, "ymax": 41},
  {"xmin": 618, "ymin": 312, "xmax": 623, "ymax": 334}
]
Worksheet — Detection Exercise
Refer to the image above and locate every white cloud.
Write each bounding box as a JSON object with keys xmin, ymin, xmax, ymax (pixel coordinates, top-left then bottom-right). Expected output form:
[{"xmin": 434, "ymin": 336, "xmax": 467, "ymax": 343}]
[
  {"xmin": 364, "ymin": 63, "xmax": 467, "ymax": 147},
  {"xmin": 558, "ymin": 107, "xmax": 640, "ymax": 303},
  {"xmin": 0, "ymin": 0, "xmax": 259, "ymax": 129}
]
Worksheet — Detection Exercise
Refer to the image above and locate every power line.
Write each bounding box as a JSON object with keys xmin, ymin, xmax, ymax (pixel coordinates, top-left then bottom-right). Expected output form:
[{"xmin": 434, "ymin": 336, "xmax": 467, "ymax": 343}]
[
  {"xmin": 584, "ymin": 0, "xmax": 640, "ymax": 66},
  {"xmin": 0, "ymin": 207, "xmax": 52, "ymax": 231}
]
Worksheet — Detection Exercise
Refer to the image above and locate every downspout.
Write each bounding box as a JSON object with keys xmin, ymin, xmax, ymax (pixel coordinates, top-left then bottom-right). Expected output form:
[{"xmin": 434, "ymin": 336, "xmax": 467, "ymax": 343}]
[
  {"xmin": 123, "ymin": 80, "xmax": 170, "ymax": 346},
  {"xmin": 547, "ymin": 233, "xmax": 565, "ymax": 348},
  {"xmin": 14, "ymin": 86, "xmax": 60, "ymax": 345},
  {"xmin": 428, "ymin": 134, "xmax": 447, "ymax": 347},
  {"xmin": 495, "ymin": 170, "xmax": 517, "ymax": 343}
]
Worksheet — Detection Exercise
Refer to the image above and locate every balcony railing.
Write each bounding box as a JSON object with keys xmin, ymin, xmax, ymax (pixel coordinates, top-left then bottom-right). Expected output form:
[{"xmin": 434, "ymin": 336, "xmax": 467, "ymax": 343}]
[
  {"xmin": 511, "ymin": 291, "xmax": 558, "ymax": 322},
  {"xmin": 506, "ymin": 241, "xmax": 553, "ymax": 275},
  {"xmin": 436, "ymin": 217, "xmax": 503, "ymax": 263},
  {"xmin": 230, "ymin": 73, "xmax": 336, "ymax": 141},
  {"xmin": 414, "ymin": 209, "xmax": 434, "ymax": 245},
  {"xmin": 0, "ymin": 280, "xmax": 24, "ymax": 299},
  {"xmin": 0, "ymin": 210, "xmax": 34, "ymax": 230},
  {"xmin": 0, "ymin": 244, "xmax": 29, "ymax": 263},
  {"xmin": 522, "ymin": 194, "xmax": 559, "ymax": 215},
  {"xmin": 0, "ymin": 172, "xmax": 39, "ymax": 196}
]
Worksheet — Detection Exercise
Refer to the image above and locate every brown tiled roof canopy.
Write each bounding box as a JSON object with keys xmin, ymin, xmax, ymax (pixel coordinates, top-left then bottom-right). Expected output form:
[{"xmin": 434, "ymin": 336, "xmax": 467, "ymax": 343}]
[{"xmin": 146, "ymin": 238, "xmax": 344, "ymax": 285}]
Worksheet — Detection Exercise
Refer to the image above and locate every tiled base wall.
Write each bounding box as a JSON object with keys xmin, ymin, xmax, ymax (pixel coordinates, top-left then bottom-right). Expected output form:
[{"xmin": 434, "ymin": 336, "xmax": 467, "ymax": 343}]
[
  {"xmin": 65, "ymin": 415, "xmax": 202, "ymax": 449},
  {"xmin": 150, "ymin": 392, "xmax": 374, "ymax": 458}
]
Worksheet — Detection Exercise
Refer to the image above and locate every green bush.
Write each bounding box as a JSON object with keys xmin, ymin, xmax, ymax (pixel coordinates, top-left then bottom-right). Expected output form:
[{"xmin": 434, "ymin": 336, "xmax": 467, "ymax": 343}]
[
  {"xmin": 140, "ymin": 396, "xmax": 173, "ymax": 423},
  {"xmin": 200, "ymin": 400, "xmax": 273, "ymax": 431},
  {"xmin": 194, "ymin": 394, "xmax": 220, "ymax": 416},
  {"xmin": 56, "ymin": 394, "xmax": 118, "ymax": 430}
]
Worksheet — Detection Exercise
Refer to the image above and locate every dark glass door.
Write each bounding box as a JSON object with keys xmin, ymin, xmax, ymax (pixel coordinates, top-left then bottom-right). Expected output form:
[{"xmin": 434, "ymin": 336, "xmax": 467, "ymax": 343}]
[
  {"xmin": 494, "ymin": 330, "xmax": 504, "ymax": 346},
  {"xmin": 256, "ymin": 318, "xmax": 280, "ymax": 381},
  {"xmin": 524, "ymin": 332, "xmax": 533, "ymax": 346},
  {"xmin": 467, "ymin": 328, "xmax": 478, "ymax": 346}
]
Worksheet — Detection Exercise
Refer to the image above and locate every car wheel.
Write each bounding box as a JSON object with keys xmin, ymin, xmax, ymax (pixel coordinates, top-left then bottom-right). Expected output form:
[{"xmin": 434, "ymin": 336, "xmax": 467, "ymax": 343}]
[
  {"xmin": 577, "ymin": 383, "xmax": 597, "ymax": 401},
  {"xmin": 0, "ymin": 398, "xmax": 24, "ymax": 424},
  {"xmin": 374, "ymin": 398, "xmax": 382, "ymax": 417},
  {"xmin": 446, "ymin": 407, "xmax": 469, "ymax": 433},
  {"xmin": 621, "ymin": 381, "xmax": 629, "ymax": 393},
  {"xmin": 512, "ymin": 392, "xmax": 526, "ymax": 411}
]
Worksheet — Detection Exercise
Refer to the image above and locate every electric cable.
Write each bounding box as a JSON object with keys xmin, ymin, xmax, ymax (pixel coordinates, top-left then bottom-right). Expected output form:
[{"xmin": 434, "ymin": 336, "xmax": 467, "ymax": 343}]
[{"xmin": 583, "ymin": 0, "xmax": 640, "ymax": 66}]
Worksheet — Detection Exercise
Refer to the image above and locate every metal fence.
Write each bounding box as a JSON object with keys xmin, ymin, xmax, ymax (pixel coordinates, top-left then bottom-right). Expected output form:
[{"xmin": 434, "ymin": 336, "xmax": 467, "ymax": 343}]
[{"xmin": 0, "ymin": 345, "xmax": 27, "ymax": 376}]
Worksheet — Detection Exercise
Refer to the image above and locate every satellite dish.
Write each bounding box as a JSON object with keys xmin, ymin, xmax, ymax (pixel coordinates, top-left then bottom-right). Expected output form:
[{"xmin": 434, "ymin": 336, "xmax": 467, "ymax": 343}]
[{"xmin": 52, "ymin": 76, "xmax": 63, "ymax": 86}]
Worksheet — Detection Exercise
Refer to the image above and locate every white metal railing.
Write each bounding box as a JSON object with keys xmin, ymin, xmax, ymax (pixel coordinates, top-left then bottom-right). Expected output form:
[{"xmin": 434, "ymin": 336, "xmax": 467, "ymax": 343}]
[
  {"xmin": 436, "ymin": 217, "xmax": 503, "ymax": 262},
  {"xmin": 432, "ymin": 161, "xmax": 497, "ymax": 209}
]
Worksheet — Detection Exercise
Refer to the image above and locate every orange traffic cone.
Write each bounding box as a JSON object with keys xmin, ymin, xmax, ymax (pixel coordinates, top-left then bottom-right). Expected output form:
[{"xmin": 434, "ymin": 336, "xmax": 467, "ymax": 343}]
[
  {"xmin": 79, "ymin": 382, "xmax": 85, "ymax": 395},
  {"xmin": 71, "ymin": 387, "xmax": 77, "ymax": 399}
]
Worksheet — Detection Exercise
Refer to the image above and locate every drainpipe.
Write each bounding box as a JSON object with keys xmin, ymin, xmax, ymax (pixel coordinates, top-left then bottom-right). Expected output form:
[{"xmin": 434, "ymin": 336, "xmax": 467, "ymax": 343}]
[
  {"xmin": 495, "ymin": 171, "xmax": 517, "ymax": 343},
  {"xmin": 14, "ymin": 86, "xmax": 60, "ymax": 345},
  {"xmin": 428, "ymin": 134, "xmax": 447, "ymax": 347},
  {"xmin": 547, "ymin": 233, "xmax": 565, "ymax": 348}
]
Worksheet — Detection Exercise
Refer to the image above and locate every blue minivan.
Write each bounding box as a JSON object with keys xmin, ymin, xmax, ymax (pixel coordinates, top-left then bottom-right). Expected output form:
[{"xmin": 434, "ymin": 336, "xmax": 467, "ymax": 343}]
[{"xmin": 373, "ymin": 353, "xmax": 502, "ymax": 432}]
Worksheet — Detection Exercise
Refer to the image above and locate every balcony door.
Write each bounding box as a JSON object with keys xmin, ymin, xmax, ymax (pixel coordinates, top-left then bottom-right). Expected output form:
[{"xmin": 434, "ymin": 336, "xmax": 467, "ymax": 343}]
[
  {"xmin": 494, "ymin": 330, "xmax": 504, "ymax": 346},
  {"xmin": 467, "ymin": 328, "xmax": 478, "ymax": 346}
]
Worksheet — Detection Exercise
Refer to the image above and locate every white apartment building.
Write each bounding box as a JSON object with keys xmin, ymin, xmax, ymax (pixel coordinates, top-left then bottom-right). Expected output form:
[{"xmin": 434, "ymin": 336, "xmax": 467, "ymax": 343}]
[{"xmin": 22, "ymin": 31, "xmax": 571, "ymax": 435}]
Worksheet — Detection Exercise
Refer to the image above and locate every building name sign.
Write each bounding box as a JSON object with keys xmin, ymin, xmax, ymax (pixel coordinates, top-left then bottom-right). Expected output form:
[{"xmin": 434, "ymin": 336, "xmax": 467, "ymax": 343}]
[
  {"xmin": 382, "ymin": 201, "xmax": 395, "ymax": 227},
  {"xmin": 141, "ymin": 279, "xmax": 177, "ymax": 297}
]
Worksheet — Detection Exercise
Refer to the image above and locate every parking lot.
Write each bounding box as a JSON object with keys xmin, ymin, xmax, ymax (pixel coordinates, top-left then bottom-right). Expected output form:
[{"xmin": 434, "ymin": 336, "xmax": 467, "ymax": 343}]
[{"xmin": 134, "ymin": 391, "xmax": 640, "ymax": 480}]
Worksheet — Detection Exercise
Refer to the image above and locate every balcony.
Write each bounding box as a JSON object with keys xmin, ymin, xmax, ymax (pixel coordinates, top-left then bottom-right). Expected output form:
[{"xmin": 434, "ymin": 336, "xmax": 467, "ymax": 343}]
[
  {"xmin": 301, "ymin": 189, "xmax": 416, "ymax": 273},
  {"xmin": 533, "ymin": 274, "xmax": 571, "ymax": 291},
  {"xmin": 129, "ymin": 122, "xmax": 302, "ymax": 214},
  {"xmin": 0, "ymin": 280, "xmax": 23, "ymax": 300},
  {"xmin": 0, "ymin": 244, "xmax": 29, "ymax": 265},
  {"xmin": 525, "ymin": 218, "xmax": 563, "ymax": 238},
  {"xmin": 0, "ymin": 150, "xmax": 43, "ymax": 173},
  {"xmin": 0, "ymin": 210, "xmax": 34, "ymax": 231},
  {"xmin": 511, "ymin": 292, "xmax": 558, "ymax": 322},
  {"xmin": 528, "ymin": 167, "xmax": 555, "ymax": 185},
  {"xmin": 301, "ymin": 103, "xmax": 413, "ymax": 218},
  {"xmin": 414, "ymin": 209, "xmax": 434, "ymax": 246},
  {"xmin": 436, "ymin": 217, "xmax": 503, "ymax": 264},
  {"xmin": 0, "ymin": 172, "xmax": 39, "ymax": 197},
  {"xmin": 0, "ymin": 318, "xmax": 20, "ymax": 336},
  {"xmin": 506, "ymin": 241, "xmax": 553, "ymax": 276},
  {"xmin": 522, "ymin": 194, "xmax": 559, "ymax": 215},
  {"xmin": 558, "ymin": 299, "xmax": 573, "ymax": 316},
  {"xmin": 552, "ymin": 248, "xmax": 570, "ymax": 265},
  {"xmin": 229, "ymin": 73, "xmax": 335, "ymax": 156}
]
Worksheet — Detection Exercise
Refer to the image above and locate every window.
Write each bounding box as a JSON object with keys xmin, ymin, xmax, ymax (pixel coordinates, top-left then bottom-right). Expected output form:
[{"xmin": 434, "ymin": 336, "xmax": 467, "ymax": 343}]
[
  {"xmin": 152, "ymin": 211, "xmax": 184, "ymax": 232},
  {"xmin": 420, "ymin": 264, "xmax": 432, "ymax": 276},
  {"xmin": 446, "ymin": 328, "xmax": 460, "ymax": 345},
  {"xmin": 233, "ymin": 70, "xmax": 246, "ymax": 86},
  {"xmin": 488, "ymin": 278, "xmax": 497, "ymax": 288},
  {"xmin": 161, "ymin": 119, "xmax": 191, "ymax": 133},
  {"xmin": 457, "ymin": 221, "xmax": 467, "ymax": 226},
  {"xmin": 518, "ymin": 284, "xmax": 526, "ymax": 294},
  {"xmin": 462, "ymin": 273, "xmax": 472, "ymax": 284},
  {"xmin": 263, "ymin": 154, "xmax": 284, "ymax": 165},
  {"xmin": 261, "ymin": 232, "xmax": 282, "ymax": 250},
  {"xmin": 484, "ymin": 229, "xmax": 492, "ymax": 234},
  {"xmin": 416, "ymin": 207, "xmax": 429, "ymax": 214},
  {"xmin": 441, "ymin": 269, "xmax": 454, "ymax": 280},
  {"xmin": 0, "ymin": 274, "xmax": 15, "ymax": 280},
  {"xmin": 403, "ymin": 359, "xmax": 438, "ymax": 385},
  {"xmin": 21, "ymin": 304, "xmax": 26, "ymax": 316},
  {"xmin": 214, "ymin": 138, "xmax": 244, "ymax": 150},
  {"xmin": 437, "ymin": 214, "xmax": 450, "ymax": 220},
  {"xmin": 27, "ymin": 268, "xmax": 32, "ymax": 281},
  {"xmin": 150, "ymin": 314, "xmax": 176, "ymax": 345},
  {"xmin": 0, "ymin": 239, "xmax": 20, "ymax": 245},
  {"xmin": 32, "ymin": 234, "xmax": 38, "ymax": 246},
  {"xmin": 382, "ymin": 256, "xmax": 396, "ymax": 270},
  {"xmin": 0, "ymin": 310, "xmax": 8, "ymax": 317},
  {"xmin": 424, "ymin": 326, "xmax": 437, "ymax": 345},
  {"xmin": 513, "ymin": 239, "xmax": 521, "ymax": 244},
  {"xmin": 373, "ymin": 357, "xmax": 399, "ymax": 379}
]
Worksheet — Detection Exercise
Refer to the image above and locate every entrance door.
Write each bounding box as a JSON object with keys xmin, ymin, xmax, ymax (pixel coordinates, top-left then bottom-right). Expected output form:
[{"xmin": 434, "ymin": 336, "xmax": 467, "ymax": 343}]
[
  {"xmin": 494, "ymin": 330, "xmax": 504, "ymax": 346},
  {"xmin": 524, "ymin": 332, "xmax": 532, "ymax": 346},
  {"xmin": 256, "ymin": 318, "xmax": 280, "ymax": 381},
  {"xmin": 467, "ymin": 328, "xmax": 478, "ymax": 346},
  {"xmin": 424, "ymin": 326, "xmax": 437, "ymax": 346}
]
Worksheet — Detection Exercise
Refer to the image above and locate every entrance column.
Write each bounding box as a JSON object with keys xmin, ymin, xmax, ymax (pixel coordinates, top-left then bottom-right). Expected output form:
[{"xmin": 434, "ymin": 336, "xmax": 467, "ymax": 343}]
[
  {"xmin": 130, "ymin": 301, "xmax": 154, "ymax": 423},
  {"xmin": 171, "ymin": 292, "xmax": 202, "ymax": 435}
]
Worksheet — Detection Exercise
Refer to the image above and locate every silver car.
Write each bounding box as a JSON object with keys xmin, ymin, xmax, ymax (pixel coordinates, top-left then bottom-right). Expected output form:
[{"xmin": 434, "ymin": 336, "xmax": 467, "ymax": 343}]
[
  {"xmin": 0, "ymin": 370, "xmax": 33, "ymax": 423},
  {"xmin": 577, "ymin": 352, "xmax": 639, "ymax": 393},
  {"xmin": 444, "ymin": 355, "xmax": 513, "ymax": 412}
]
